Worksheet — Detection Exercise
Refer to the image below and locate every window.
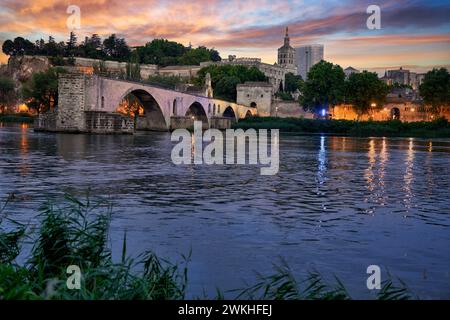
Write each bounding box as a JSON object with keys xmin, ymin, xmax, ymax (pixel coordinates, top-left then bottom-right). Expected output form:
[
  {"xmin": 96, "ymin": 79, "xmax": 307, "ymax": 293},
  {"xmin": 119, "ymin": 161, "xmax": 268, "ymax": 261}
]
[{"xmin": 173, "ymin": 100, "xmax": 177, "ymax": 115}]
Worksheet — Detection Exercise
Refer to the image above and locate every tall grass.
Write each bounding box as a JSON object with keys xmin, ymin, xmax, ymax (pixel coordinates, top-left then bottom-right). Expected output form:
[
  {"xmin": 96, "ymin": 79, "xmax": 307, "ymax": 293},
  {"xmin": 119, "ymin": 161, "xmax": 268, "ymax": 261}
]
[{"xmin": 0, "ymin": 194, "xmax": 415, "ymax": 300}]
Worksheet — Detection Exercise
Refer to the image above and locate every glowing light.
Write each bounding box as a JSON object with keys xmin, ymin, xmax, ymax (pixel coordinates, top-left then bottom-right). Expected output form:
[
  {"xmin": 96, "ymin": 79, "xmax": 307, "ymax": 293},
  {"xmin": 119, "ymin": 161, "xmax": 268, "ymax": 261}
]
[
  {"xmin": 18, "ymin": 104, "xmax": 29, "ymax": 113},
  {"xmin": 371, "ymin": 103, "xmax": 377, "ymax": 107},
  {"xmin": 411, "ymin": 108, "xmax": 415, "ymax": 112},
  {"xmin": 321, "ymin": 109, "xmax": 326, "ymax": 117},
  {"xmin": 384, "ymin": 108, "xmax": 388, "ymax": 111}
]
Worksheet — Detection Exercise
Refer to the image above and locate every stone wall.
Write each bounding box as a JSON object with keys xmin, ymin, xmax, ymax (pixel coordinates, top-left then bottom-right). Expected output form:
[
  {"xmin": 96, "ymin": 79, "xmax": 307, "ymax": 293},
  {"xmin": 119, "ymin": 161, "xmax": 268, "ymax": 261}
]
[
  {"xmin": 272, "ymin": 100, "xmax": 314, "ymax": 118},
  {"xmin": 57, "ymin": 73, "xmax": 86, "ymax": 132},
  {"xmin": 236, "ymin": 82, "xmax": 273, "ymax": 116},
  {"xmin": 35, "ymin": 110, "xmax": 57, "ymax": 131},
  {"xmin": 210, "ymin": 117, "xmax": 233, "ymax": 129},
  {"xmin": 85, "ymin": 111, "xmax": 134, "ymax": 134}
]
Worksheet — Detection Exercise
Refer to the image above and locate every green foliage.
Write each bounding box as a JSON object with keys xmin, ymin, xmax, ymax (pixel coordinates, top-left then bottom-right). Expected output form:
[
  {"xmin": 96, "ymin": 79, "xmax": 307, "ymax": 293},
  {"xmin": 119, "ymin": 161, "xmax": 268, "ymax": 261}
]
[
  {"xmin": 0, "ymin": 194, "xmax": 189, "ymax": 300},
  {"xmin": 3, "ymin": 34, "xmax": 221, "ymax": 67},
  {"xmin": 0, "ymin": 194, "xmax": 419, "ymax": 300},
  {"xmin": 419, "ymin": 68, "xmax": 450, "ymax": 114},
  {"xmin": 275, "ymin": 91, "xmax": 294, "ymax": 101},
  {"xmin": 301, "ymin": 60, "xmax": 346, "ymax": 113},
  {"xmin": 125, "ymin": 52, "xmax": 141, "ymax": 81},
  {"xmin": 0, "ymin": 75, "xmax": 16, "ymax": 107},
  {"xmin": 2, "ymin": 37, "xmax": 35, "ymax": 56},
  {"xmin": 145, "ymin": 75, "xmax": 185, "ymax": 90},
  {"xmin": 235, "ymin": 258, "xmax": 412, "ymax": 300},
  {"xmin": 195, "ymin": 65, "xmax": 267, "ymax": 102},
  {"xmin": 284, "ymin": 72, "xmax": 303, "ymax": 93},
  {"xmin": 234, "ymin": 117, "xmax": 450, "ymax": 138},
  {"xmin": 136, "ymin": 39, "xmax": 220, "ymax": 66},
  {"xmin": 21, "ymin": 67, "xmax": 66, "ymax": 114},
  {"xmin": 103, "ymin": 34, "xmax": 130, "ymax": 61},
  {"xmin": 346, "ymin": 71, "xmax": 388, "ymax": 117},
  {"xmin": 0, "ymin": 113, "xmax": 34, "ymax": 123}
]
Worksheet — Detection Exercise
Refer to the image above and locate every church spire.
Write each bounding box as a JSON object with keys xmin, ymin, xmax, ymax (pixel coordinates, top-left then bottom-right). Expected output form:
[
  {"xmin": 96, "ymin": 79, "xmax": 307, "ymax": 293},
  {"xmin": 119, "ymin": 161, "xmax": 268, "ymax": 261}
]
[{"xmin": 284, "ymin": 26, "xmax": 290, "ymax": 46}]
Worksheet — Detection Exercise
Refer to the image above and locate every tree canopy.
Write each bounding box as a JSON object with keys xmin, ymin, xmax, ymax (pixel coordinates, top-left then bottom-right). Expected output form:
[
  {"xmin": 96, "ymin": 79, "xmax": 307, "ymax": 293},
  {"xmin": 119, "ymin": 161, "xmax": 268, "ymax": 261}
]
[
  {"xmin": 2, "ymin": 34, "xmax": 221, "ymax": 67},
  {"xmin": 284, "ymin": 73, "xmax": 303, "ymax": 93},
  {"xmin": 345, "ymin": 71, "xmax": 388, "ymax": 118},
  {"xmin": 21, "ymin": 67, "xmax": 66, "ymax": 114},
  {"xmin": 0, "ymin": 75, "xmax": 16, "ymax": 108},
  {"xmin": 419, "ymin": 68, "xmax": 450, "ymax": 114},
  {"xmin": 300, "ymin": 60, "xmax": 346, "ymax": 113},
  {"xmin": 195, "ymin": 65, "xmax": 267, "ymax": 102}
]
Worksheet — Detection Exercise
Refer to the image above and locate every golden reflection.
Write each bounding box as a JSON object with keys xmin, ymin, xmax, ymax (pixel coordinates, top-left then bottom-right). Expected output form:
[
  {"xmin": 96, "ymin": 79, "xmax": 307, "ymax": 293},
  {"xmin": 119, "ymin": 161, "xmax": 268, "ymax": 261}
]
[
  {"xmin": 378, "ymin": 138, "xmax": 388, "ymax": 206},
  {"xmin": 365, "ymin": 139, "xmax": 376, "ymax": 192},
  {"xmin": 19, "ymin": 122, "xmax": 30, "ymax": 176},
  {"xmin": 428, "ymin": 141, "xmax": 433, "ymax": 152}
]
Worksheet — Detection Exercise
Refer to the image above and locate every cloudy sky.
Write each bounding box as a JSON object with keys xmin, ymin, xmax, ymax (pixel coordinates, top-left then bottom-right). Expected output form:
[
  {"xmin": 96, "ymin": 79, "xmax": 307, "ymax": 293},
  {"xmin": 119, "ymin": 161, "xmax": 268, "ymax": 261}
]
[{"xmin": 0, "ymin": 0, "xmax": 449, "ymax": 73}]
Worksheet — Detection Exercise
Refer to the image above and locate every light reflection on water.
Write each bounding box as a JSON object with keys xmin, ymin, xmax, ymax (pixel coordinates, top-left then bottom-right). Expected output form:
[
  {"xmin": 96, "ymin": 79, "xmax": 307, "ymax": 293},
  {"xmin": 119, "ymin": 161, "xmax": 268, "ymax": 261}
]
[{"xmin": 0, "ymin": 123, "xmax": 450, "ymax": 299}]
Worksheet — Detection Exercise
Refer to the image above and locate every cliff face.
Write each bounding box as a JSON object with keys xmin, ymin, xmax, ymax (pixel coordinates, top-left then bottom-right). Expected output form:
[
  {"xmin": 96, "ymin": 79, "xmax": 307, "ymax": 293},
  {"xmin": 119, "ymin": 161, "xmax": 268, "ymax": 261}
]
[{"xmin": 7, "ymin": 55, "xmax": 50, "ymax": 84}]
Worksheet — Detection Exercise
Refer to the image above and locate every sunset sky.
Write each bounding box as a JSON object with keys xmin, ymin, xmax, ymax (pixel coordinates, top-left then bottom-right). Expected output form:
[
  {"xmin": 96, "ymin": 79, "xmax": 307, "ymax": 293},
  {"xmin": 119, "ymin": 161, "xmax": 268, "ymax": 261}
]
[{"xmin": 0, "ymin": 0, "xmax": 449, "ymax": 74}]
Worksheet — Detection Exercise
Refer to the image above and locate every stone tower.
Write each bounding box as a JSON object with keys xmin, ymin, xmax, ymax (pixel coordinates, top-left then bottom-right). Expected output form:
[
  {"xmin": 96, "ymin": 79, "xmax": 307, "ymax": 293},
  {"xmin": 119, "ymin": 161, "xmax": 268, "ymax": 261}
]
[
  {"xmin": 277, "ymin": 27, "xmax": 296, "ymax": 69},
  {"xmin": 204, "ymin": 72, "xmax": 213, "ymax": 98}
]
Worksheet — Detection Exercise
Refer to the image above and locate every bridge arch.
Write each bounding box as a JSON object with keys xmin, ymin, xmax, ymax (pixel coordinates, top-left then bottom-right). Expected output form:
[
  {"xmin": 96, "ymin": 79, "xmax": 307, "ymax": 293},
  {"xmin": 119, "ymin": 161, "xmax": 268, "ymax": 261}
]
[
  {"xmin": 223, "ymin": 106, "xmax": 237, "ymax": 121},
  {"xmin": 186, "ymin": 101, "xmax": 209, "ymax": 124},
  {"xmin": 118, "ymin": 88, "xmax": 167, "ymax": 131}
]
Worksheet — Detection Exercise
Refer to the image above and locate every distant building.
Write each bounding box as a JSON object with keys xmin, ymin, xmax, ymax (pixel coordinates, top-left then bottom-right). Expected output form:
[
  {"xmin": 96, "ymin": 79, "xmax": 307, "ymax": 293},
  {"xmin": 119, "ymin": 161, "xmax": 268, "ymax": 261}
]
[
  {"xmin": 295, "ymin": 44, "xmax": 324, "ymax": 80},
  {"xmin": 380, "ymin": 67, "xmax": 426, "ymax": 90},
  {"xmin": 236, "ymin": 82, "xmax": 273, "ymax": 116},
  {"xmin": 277, "ymin": 27, "xmax": 296, "ymax": 71},
  {"xmin": 344, "ymin": 66, "xmax": 360, "ymax": 78}
]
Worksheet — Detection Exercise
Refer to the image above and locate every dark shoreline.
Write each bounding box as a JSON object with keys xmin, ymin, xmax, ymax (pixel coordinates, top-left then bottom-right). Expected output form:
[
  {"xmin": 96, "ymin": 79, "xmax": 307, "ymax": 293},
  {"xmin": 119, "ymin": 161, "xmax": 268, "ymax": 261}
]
[{"xmin": 233, "ymin": 117, "xmax": 450, "ymax": 138}]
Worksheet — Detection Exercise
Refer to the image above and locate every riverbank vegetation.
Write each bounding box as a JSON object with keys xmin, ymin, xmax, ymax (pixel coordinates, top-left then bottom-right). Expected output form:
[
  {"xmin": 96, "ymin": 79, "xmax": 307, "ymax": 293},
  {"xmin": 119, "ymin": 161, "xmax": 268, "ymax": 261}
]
[
  {"xmin": 1, "ymin": 194, "xmax": 414, "ymax": 300},
  {"xmin": 234, "ymin": 117, "xmax": 450, "ymax": 138},
  {"xmin": 0, "ymin": 113, "xmax": 34, "ymax": 123}
]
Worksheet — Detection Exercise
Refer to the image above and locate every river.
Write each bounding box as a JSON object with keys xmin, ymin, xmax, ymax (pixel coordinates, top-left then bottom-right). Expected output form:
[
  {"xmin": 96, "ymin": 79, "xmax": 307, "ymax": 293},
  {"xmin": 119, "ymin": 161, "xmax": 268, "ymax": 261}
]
[{"xmin": 0, "ymin": 123, "xmax": 449, "ymax": 299}]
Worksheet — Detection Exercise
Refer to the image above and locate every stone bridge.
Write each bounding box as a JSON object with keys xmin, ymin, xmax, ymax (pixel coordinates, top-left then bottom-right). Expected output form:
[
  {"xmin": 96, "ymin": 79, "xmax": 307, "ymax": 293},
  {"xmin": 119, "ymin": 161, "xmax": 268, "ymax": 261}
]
[{"xmin": 37, "ymin": 73, "xmax": 257, "ymax": 133}]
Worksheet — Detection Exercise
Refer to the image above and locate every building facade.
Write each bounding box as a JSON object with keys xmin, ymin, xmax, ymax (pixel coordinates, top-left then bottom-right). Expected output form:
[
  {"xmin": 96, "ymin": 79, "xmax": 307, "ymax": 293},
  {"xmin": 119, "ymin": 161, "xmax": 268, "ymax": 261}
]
[
  {"xmin": 295, "ymin": 44, "xmax": 324, "ymax": 80},
  {"xmin": 380, "ymin": 67, "xmax": 426, "ymax": 90}
]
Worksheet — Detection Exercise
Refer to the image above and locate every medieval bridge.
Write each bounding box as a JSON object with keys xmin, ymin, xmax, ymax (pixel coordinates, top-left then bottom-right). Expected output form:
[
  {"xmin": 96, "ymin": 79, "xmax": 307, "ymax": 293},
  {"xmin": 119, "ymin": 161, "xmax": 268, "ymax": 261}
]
[{"xmin": 43, "ymin": 73, "xmax": 257, "ymax": 133}]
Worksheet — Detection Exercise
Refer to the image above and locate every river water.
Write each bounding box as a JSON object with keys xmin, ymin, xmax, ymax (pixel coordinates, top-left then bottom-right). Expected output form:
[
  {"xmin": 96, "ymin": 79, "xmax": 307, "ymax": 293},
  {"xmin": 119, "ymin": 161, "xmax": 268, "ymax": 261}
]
[{"xmin": 1, "ymin": 123, "xmax": 449, "ymax": 299}]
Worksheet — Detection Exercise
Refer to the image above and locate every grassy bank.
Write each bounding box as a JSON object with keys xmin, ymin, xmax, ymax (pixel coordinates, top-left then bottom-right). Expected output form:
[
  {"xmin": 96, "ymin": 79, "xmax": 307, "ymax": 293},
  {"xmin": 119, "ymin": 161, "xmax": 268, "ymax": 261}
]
[
  {"xmin": 0, "ymin": 194, "xmax": 414, "ymax": 300},
  {"xmin": 0, "ymin": 113, "xmax": 35, "ymax": 124},
  {"xmin": 234, "ymin": 117, "xmax": 450, "ymax": 138}
]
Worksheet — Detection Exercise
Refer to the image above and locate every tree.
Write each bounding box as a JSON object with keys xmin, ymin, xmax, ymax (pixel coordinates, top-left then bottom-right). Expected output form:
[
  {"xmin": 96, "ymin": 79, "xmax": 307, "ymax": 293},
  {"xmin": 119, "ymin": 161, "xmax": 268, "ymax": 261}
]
[
  {"xmin": 195, "ymin": 64, "xmax": 267, "ymax": 102},
  {"xmin": 345, "ymin": 71, "xmax": 388, "ymax": 119},
  {"xmin": 136, "ymin": 39, "xmax": 186, "ymax": 66},
  {"xmin": 66, "ymin": 32, "xmax": 77, "ymax": 56},
  {"xmin": 215, "ymin": 76, "xmax": 241, "ymax": 101},
  {"xmin": 125, "ymin": 52, "xmax": 141, "ymax": 81},
  {"xmin": 284, "ymin": 72, "xmax": 303, "ymax": 93},
  {"xmin": 22, "ymin": 67, "xmax": 66, "ymax": 114},
  {"xmin": 2, "ymin": 40, "xmax": 14, "ymax": 56},
  {"xmin": 300, "ymin": 60, "xmax": 345, "ymax": 114},
  {"xmin": 0, "ymin": 75, "xmax": 16, "ymax": 111},
  {"xmin": 103, "ymin": 34, "xmax": 130, "ymax": 61},
  {"xmin": 2, "ymin": 37, "xmax": 35, "ymax": 56},
  {"xmin": 419, "ymin": 68, "xmax": 450, "ymax": 115}
]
